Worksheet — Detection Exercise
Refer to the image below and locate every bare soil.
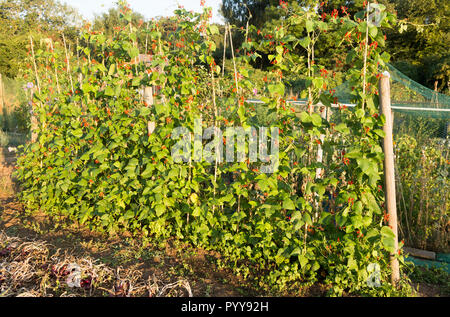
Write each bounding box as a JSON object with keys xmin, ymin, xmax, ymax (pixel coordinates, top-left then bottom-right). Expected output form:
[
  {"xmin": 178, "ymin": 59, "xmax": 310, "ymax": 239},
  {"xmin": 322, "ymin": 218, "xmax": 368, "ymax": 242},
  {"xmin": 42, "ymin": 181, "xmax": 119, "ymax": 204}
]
[{"xmin": 0, "ymin": 196, "xmax": 247, "ymax": 296}]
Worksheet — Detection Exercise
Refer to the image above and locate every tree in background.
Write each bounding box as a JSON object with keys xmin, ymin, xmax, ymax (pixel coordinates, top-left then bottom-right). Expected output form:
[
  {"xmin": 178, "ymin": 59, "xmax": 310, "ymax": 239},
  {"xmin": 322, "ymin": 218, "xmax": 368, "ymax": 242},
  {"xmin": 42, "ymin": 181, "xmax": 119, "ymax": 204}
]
[
  {"xmin": 92, "ymin": 7, "xmax": 145, "ymax": 38},
  {"xmin": 221, "ymin": 0, "xmax": 449, "ymax": 92},
  {"xmin": 221, "ymin": 1, "xmax": 350, "ymax": 75},
  {"xmin": 221, "ymin": 0, "xmax": 277, "ymax": 29},
  {"xmin": 0, "ymin": 0, "xmax": 82, "ymax": 78},
  {"xmin": 385, "ymin": 0, "xmax": 449, "ymax": 92}
]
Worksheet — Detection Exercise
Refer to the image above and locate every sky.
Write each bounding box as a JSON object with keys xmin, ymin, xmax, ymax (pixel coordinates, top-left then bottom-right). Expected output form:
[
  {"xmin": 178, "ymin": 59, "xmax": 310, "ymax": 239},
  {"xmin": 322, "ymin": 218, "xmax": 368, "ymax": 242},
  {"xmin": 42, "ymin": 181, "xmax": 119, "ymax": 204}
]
[{"xmin": 64, "ymin": 0, "xmax": 225, "ymax": 24}]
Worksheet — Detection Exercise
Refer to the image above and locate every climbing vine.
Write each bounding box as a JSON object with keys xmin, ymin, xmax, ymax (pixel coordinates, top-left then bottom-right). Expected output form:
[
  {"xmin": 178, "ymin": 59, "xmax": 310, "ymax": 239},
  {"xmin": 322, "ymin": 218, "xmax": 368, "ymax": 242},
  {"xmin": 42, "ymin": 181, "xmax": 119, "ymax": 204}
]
[{"xmin": 15, "ymin": 1, "xmax": 410, "ymax": 295}]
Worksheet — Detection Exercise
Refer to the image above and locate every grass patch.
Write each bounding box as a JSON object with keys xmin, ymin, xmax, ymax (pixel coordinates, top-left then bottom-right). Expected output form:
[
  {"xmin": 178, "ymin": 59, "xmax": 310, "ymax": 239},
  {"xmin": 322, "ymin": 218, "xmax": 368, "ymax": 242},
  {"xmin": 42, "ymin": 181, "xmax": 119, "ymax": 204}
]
[
  {"xmin": 0, "ymin": 130, "xmax": 27, "ymax": 147},
  {"xmin": 408, "ymin": 266, "xmax": 450, "ymax": 296}
]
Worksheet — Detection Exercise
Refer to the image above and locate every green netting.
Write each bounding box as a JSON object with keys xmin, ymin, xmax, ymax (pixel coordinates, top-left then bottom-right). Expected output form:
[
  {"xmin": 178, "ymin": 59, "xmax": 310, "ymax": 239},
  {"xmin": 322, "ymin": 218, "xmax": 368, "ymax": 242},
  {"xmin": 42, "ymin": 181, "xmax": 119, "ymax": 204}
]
[
  {"xmin": 437, "ymin": 253, "xmax": 450, "ymax": 264},
  {"xmin": 405, "ymin": 256, "xmax": 450, "ymax": 273},
  {"xmin": 378, "ymin": 64, "xmax": 449, "ymax": 139},
  {"xmin": 388, "ymin": 64, "xmax": 450, "ymax": 120},
  {"xmin": 332, "ymin": 80, "xmax": 354, "ymax": 105},
  {"xmin": 383, "ymin": 66, "xmax": 450, "ymax": 254},
  {"xmin": 388, "ymin": 63, "xmax": 450, "ymax": 108},
  {"xmin": 333, "ymin": 63, "xmax": 450, "ymax": 120}
]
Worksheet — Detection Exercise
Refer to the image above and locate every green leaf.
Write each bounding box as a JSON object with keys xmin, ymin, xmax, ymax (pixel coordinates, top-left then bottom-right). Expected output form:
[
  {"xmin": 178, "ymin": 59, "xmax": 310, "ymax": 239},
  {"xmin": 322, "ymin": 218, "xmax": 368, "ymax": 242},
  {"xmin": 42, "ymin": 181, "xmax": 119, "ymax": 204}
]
[
  {"xmin": 275, "ymin": 254, "xmax": 285, "ymax": 265},
  {"xmin": 311, "ymin": 113, "xmax": 322, "ymax": 127},
  {"xmin": 96, "ymin": 63, "xmax": 107, "ymax": 73},
  {"xmin": 141, "ymin": 165, "xmax": 154, "ymax": 179},
  {"xmin": 354, "ymin": 200, "xmax": 363, "ymax": 214},
  {"xmin": 302, "ymin": 213, "xmax": 313, "ymax": 226},
  {"xmin": 380, "ymin": 52, "xmax": 391, "ymax": 63},
  {"xmin": 357, "ymin": 158, "xmax": 370, "ymax": 174},
  {"xmin": 312, "ymin": 77, "xmax": 324, "ymax": 89},
  {"xmin": 65, "ymin": 197, "xmax": 75, "ymax": 205},
  {"xmin": 382, "ymin": 235, "xmax": 396, "ymax": 253},
  {"xmin": 298, "ymin": 37, "xmax": 311, "ymax": 49},
  {"xmin": 127, "ymin": 46, "xmax": 139, "ymax": 59},
  {"xmin": 290, "ymin": 248, "xmax": 301, "ymax": 257},
  {"xmin": 237, "ymin": 105, "xmax": 246, "ymax": 123},
  {"xmin": 82, "ymin": 82, "xmax": 93, "ymax": 93},
  {"xmin": 351, "ymin": 214, "xmax": 363, "ymax": 228},
  {"xmin": 305, "ymin": 20, "xmax": 314, "ymax": 33},
  {"xmin": 140, "ymin": 107, "xmax": 151, "ymax": 116},
  {"xmin": 208, "ymin": 25, "xmax": 219, "ymax": 35},
  {"xmin": 369, "ymin": 26, "xmax": 378, "ymax": 38},
  {"xmin": 267, "ymin": 83, "xmax": 285, "ymax": 96},
  {"xmin": 336, "ymin": 214, "xmax": 347, "ymax": 227},
  {"xmin": 346, "ymin": 149, "xmax": 362, "ymax": 159},
  {"xmin": 355, "ymin": 108, "xmax": 365, "ymax": 119},
  {"xmin": 71, "ymin": 129, "xmax": 83, "ymax": 138},
  {"xmin": 124, "ymin": 210, "xmax": 134, "ymax": 219},
  {"xmin": 131, "ymin": 76, "xmax": 141, "ymax": 87},
  {"xmin": 373, "ymin": 129, "xmax": 385, "ymax": 138},
  {"xmin": 283, "ymin": 198, "xmax": 295, "ymax": 210},
  {"xmin": 154, "ymin": 103, "xmax": 166, "ymax": 115},
  {"xmin": 298, "ymin": 254, "xmax": 308, "ymax": 268},
  {"xmin": 365, "ymin": 228, "xmax": 379, "ymax": 240},
  {"xmin": 108, "ymin": 64, "xmax": 116, "ymax": 76},
  {"xmin": 381, "ymin": 226, "xmax": 395, "ymax": 238},
  {"xmin": 334, "ymin": 123, "xmax": 349, "ymax": 133},
  {"xmin": 299, "ymin": 112, "xmax": 311, "ymax": 124},
  {"xmin": 168, "ymin": 168, "xmax": 178, "ymax": 179},
  {"xmin": 348, "ymin": 257, "xmax": 358, "ymax": 270},
  {"xmin": 311, "ymin": 261, "xmax": 320, "ymax": 272},
  {"xmin": 105, "ymin": 86, "xmax": 115, "ymax": 96},
  {"xmin": 313, "ymin": 184, "xmax": 326, "ymax": 197},
  {"xmin": 257, "ymin": 178, "xmax": 269, "ymax": 192},
  {"xmin": 319, "ymin": 94, "xmax": 331, "ymax": 107},
  {"xmin": 276, "ymin": 45, "xmax": 284, "ymax": 55},
  {"xmin": 361, "ymin": 192, "xmax": 381, "ymax": 214},
  {"xmin": 192, "ymin": 206, "xmax": 201, "ymax": 217},
  {"xmin": 155, "ymin": 204, "xmax": 165, "ymax": 217}
]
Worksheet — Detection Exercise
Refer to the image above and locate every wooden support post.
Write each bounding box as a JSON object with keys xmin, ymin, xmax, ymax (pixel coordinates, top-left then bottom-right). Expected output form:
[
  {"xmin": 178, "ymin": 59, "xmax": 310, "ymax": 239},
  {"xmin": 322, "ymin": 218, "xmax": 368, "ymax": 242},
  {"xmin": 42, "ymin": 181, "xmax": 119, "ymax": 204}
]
[
  {"xmin": 379, "ymin": 71, "xmax": 400, "ymax": 286},
  {"xmin": 144, "ymin": 86, "xmax": 156, "ymax": 136},
  {"xmin": 143, "ymin": 86, "xmax": 154, "ymax": 106},
  {"xmin": 315, "ymin": 104, "xmax": 327, "ymax": 179},
  {"xmin": 391, "ymin": 110, "xmax": 394, "ymax": 129},
  {"xmin": 227, "ymin": 25, "xmax": 239, "ymax": 94},
  {"xmin": 221, "ymin": 24, "xmax": 227, "ymax": 78}
]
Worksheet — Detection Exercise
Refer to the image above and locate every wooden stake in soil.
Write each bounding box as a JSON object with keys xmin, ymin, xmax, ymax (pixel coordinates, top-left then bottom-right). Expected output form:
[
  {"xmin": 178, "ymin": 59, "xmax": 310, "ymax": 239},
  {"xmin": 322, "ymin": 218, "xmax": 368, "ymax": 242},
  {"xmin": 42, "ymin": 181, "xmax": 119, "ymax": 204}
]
[
  {"xmin": 362, "ymin": 3, "xmax": 370, "ymax": 111},
  {"xmin": 227, "ymin": 25, "xmax": 239, "ymax": 93},
  {"xmin": 61, "ymin": 33, "xmax": 74, "ymax": 94},
  {"xmin": 0, "ymin": 73, "xmax": 4, "ymax": 113},
  {"xmin": 49, "ymin": 39, "xmax": 61, "ymax": 94},
  {"xmin": 379, "ymin": 71, "xmax": 400, "ymax": 286},
  {"xmin": 29, "ymin": 36, "xmax": 41, "ymax": 93},
  {"xmin": 29, "ymin": 36, "xmax": 41, "ymax": 142},
  {"xmin": 221, "ymin": 24, "xmax": 227, "ymax": 78}
]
